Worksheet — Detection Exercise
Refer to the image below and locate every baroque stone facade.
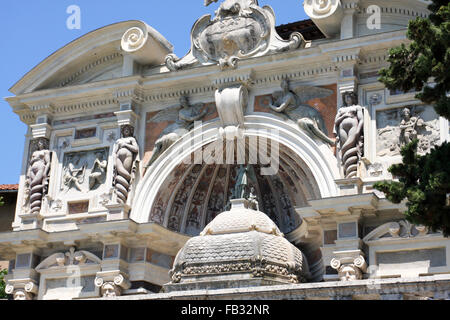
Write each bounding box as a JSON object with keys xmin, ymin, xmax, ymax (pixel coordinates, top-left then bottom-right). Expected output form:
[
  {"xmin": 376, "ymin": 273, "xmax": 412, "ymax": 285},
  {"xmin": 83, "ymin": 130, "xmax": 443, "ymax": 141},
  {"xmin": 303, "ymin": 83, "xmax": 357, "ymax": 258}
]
[{"xmin": 1, "ymin": 0, "xmax": 449, "ymax": 300}]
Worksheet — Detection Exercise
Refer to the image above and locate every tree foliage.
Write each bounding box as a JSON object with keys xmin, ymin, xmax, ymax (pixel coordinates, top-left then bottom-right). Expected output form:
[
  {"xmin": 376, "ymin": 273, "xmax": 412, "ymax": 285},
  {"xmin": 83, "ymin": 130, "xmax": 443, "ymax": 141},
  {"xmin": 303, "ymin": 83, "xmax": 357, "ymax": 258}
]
[
  {"xmin": 379, "ymin": 0, "xmax": 450, "ymax": 119},
  {"xmin": 375, "ymin": 0, "xmax": 450, "ymax": 236},
  {"xmin": 0, "ymin": 269, "xmax": 7, "ymax": 299},
  {"xmin": 374, "ymin": 141, "xmax": 450, "ymax": 236}
]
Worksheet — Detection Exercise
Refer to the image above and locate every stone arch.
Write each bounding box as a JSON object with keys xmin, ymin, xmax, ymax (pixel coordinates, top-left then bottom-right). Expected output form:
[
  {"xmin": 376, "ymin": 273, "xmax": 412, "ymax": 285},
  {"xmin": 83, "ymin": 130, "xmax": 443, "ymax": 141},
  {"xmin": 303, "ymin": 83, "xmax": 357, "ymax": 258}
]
[{"xmin": 132, "ymin": 114, "xmax": 339, "ymax": 226}]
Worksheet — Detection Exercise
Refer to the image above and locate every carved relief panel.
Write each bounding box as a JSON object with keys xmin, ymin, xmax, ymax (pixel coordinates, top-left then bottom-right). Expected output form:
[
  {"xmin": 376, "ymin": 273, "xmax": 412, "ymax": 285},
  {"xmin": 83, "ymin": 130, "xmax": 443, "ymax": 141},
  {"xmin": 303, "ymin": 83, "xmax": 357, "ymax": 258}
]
[
  {"xmin": 376, "ymin": 106, "xmax": 440, "ymax": 157},
  {"xmin": 61, "ymin": 148, "xmax": 109, "ymax": 194}
]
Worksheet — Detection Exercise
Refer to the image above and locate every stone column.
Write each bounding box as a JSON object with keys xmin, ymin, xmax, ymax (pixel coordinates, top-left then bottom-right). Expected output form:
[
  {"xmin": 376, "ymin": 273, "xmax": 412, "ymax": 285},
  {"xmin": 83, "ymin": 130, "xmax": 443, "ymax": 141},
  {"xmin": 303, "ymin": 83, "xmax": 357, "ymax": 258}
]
[
  {"xmin": 6, "ymin": 249, "xmax": 40, "ymax": 300},
  {"xmin": 95, "ymin": 243, "xmax": 131, "ymax": 298},
  {"xmin": 340, "ymin": 0, "xmax": 360, "ymax": 40},
  {"xmin": 21, "ymin": 110, "xmax": 53, "ymax": 229},
  {"xmin": 331, "ymin": 209, "xmax": 367, "ymax": 281},
  {"xmin": 107, "ymin": 102, "xmax": 140, "ymax": 220},
  {"xmin": 5, "ymin": 281, "xmax": 39, "ymax": 300}
]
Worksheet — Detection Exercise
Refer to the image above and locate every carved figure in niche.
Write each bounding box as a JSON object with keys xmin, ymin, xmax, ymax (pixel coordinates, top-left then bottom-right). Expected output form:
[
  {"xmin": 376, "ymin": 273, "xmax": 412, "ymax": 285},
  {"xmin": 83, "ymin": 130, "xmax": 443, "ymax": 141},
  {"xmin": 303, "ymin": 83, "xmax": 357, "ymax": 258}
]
[
  {"xmin": 113, "ymin": 125, "xmax": 139, "ymax": 205},
  {"xmin": 145, "ymin": 96, "xmax": 209, "ymax": 167},
  {"xmin": 334, "ymin": 92, "xmax": 364, "ymax": 179},
  {"xmin": 24, "ymin": 138, "xmax": 51, "ymax": 214},
  {"xmin": 63, "ymin": 154, "xmax": 86, "ymax": 192},
  {"xmin": 89, "ymin": 151, "xmax": 108, "ymax": 190},
  {"xmin": 400, "ymin": 107, "xmax": 424, "ymax": 146},
  {"xmin": 233, "ymin": 165, "xmax": 249, "ymax": 200},
  {"xmin": 267, "ymin": 79, "xmax": 335, "ymax": 145}
]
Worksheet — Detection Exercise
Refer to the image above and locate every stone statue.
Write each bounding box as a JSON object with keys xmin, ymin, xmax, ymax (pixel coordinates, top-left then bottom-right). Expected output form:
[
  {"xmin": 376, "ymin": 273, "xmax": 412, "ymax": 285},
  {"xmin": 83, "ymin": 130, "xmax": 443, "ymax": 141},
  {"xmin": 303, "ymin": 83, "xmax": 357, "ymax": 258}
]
[
  {"xmin": 248, "ymin": 186, "xmax": 259, "ymax": 211},
  {"xmin": 334, "ymin": 92, "xmax": 364, "ymax": 179},
  {"xmin": 232, "ymin": 165, "xmax": 249, "ymax": 200},
  {"xmin": 88, "ymin": 151, "xmax": 108, "ymax": 190},
  {"xmin": 24, "ymin": 138, "xmax": 51, "ymax": 215},
  {"xmin": 267, "ymin": 79, "xmax": 335, "ymax": 145},
  {"xmin": 145, "ymin": 96, "xmax": 209, "ymax": 167},
  {"xmin": 63, "ymin": 154, "xmax": 86, "ymax": 192},
  {"xmin": 113, "ymin": 125, "xmax": 139, "ymax": 204},
  {"xmin": 399, "ymin": 107, "xmax": 424, "ymax": 146}
]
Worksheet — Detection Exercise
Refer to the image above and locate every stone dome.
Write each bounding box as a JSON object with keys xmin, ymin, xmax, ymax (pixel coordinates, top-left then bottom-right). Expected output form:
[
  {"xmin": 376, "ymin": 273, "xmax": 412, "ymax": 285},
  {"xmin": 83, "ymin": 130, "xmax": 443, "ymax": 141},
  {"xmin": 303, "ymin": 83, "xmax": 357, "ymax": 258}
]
[
  {"xmin": 166, "ymin": 199, "xmax": 310, "ymax": 291},
  {"xmin": 200, "ymin": 202, "xmax": 283, "ymax": 237}
]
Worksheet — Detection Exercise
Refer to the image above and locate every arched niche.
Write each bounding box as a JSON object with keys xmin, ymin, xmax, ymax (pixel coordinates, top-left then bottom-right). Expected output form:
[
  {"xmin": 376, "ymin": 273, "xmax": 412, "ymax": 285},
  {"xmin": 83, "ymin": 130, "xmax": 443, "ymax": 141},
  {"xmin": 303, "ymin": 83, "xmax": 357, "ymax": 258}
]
[{"xmin": 132, "ymin": 114, "xmax": 339, "ymax": 229}]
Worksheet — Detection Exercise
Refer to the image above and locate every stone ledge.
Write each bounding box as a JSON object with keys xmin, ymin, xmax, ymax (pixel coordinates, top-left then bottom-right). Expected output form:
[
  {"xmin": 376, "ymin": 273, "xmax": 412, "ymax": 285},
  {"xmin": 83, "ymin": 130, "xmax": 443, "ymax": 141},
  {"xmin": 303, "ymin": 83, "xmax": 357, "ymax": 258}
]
[{"xmin": 89, "ymin": 274, "xmax": 450, "ymax": 300}]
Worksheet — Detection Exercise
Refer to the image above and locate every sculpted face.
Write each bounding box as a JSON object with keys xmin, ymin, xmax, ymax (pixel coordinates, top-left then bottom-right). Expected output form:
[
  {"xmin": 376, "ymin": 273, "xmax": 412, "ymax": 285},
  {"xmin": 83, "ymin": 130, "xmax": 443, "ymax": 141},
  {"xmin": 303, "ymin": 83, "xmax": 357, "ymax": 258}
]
[
  {"xmin": 339, "ymin": 265, "xmax": 359, "ymax": 281},
  {"xmin": 37, "ymin": 139, "xmax": 46, "ymax": 150},
  {"xmin": 402, "ymin": 108, "xmax": 411, "ymax": 119},
  {"xmin": 122, "ymin": 125, "xmax": 133, "ymax": 138},
  {"xmin": 344, "ymin": 93, "xmax": 354, "ymax": 106},
  {"xmin": 14, "ymin": 290, "xmax": 27, "ymax": 300},
  {"xmin": 102, "ymin": 283, "xmax": 118, "ymax": 298}
]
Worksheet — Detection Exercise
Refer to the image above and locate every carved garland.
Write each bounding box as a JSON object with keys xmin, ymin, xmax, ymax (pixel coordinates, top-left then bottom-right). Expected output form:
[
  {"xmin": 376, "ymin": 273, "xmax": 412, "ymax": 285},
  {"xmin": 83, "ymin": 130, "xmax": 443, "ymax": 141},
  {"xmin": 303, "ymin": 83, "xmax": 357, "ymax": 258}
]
[{"xmin": 170, "ymin": 257, "xmax": 306, "ymax": 284}]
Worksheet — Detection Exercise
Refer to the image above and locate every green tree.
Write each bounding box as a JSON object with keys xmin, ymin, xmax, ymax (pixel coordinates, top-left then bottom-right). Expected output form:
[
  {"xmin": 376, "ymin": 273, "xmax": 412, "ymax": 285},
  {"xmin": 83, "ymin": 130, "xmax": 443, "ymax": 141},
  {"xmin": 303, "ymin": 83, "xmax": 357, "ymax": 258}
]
[
  {"xmin": 375, "ymin": 0, "xmax": 450, "ymax": 236},
  {"xmin": 0, "ymin": 269, "xmax": 7, "ymax": 299}
]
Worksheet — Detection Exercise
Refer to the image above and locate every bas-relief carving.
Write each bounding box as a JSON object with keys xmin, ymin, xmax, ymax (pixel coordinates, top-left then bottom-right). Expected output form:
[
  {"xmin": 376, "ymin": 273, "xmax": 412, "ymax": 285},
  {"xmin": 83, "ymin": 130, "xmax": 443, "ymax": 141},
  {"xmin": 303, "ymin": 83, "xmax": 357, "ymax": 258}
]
[
  {"xmin": 36, "ymin": 247, "xmax": 102, "ymax": 270},
  {"xmin": 377, "ymin": 106, "xmax": 440, "ymax": 157},
  {"xmin": 166, "ymin": 0, "xmax": 307, "ymax": 71},
  {"xmin": 264, "ymin": 79, "xmax": 335, "ymax": 145},
  {"xmin": 334, "ymin": 92, "xmax": 364, "ymax": 179},
  {"xmin": 363, "ymin": 220, "xmax": 430, "ymax": 242},
  {"xmin": 62, "ymin": 148, "xmax": 109, "ymax": 194},
  {"xmin": 145, "ymin": 96, "xmax": 210, "ymax": 167},
  {"xmin": 23, "ymin": 138, "xmax": 52, "ymax": 215},
  {"xmin": 113, "ymin": 125, "xmax": 139, "ymax": 205}
]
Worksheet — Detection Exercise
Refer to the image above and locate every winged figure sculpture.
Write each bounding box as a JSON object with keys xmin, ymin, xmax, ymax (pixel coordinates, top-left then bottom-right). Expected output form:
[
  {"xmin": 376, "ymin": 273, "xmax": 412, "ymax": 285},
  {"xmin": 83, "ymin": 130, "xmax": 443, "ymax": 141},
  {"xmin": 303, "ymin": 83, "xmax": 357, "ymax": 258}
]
[
  {"xmin": 267, "ymin": 79, "xmax": 335, "ymax": 145},
  {"xmin": 145, "ymin": 96, "xmax": 209, "ymax": 168}
]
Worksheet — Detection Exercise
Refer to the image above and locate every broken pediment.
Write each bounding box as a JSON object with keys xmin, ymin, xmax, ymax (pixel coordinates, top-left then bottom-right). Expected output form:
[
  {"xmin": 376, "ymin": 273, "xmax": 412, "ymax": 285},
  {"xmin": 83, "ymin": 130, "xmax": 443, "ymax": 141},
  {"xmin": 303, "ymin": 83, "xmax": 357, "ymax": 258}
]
[
  {"xmin": 36, "ymin": 247, "xmax": 102, "ymax": 271},
  {"xmin": 10, "ymin": 20, "xmax": 173, "ymax": 95}
]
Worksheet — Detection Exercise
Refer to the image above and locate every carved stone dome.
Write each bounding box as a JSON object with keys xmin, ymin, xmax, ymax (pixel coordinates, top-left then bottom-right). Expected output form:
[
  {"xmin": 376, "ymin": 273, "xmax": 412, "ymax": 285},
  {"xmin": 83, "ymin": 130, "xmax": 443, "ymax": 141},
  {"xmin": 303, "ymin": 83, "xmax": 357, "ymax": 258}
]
[{"xmin": 165, "ymin": 199, "xmax": 310, "ymax": 291}]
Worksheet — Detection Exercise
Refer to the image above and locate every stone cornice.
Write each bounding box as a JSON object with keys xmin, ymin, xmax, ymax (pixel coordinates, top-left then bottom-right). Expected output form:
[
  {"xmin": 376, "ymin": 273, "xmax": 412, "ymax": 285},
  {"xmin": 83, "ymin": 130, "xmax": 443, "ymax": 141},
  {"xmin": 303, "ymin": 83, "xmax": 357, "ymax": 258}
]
[
  {"xmin": 6, "ymin": 30, "xmax": 410, "ymax": 126},
  {"xmin": 0, "ymin": 220, "xmax": 190, "ymax": 259},
  {"xmin": 92, "ymin": 274, "xmax": 450, "ymax": 300}
]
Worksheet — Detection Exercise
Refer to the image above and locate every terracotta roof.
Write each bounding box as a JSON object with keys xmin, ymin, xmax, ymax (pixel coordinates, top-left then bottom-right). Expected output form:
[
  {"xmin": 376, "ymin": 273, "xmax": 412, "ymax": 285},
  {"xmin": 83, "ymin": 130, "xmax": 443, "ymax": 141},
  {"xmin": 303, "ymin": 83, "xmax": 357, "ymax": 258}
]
[
  {"xmin": 0, "ymin": 184, "xmax": 19, "ymax": 191},
  {"xmin": 276, "ymin": 19, "xmax": 326, "ymax": 41}
]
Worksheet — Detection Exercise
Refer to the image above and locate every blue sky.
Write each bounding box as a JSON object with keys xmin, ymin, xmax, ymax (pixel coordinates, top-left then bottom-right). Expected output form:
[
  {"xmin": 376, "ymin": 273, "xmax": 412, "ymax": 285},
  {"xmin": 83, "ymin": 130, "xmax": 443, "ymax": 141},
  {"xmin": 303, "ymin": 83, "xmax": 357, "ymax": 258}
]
[{"xmin": 0, "ymin": 0, "xmax": 308, "ymax": 184}]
